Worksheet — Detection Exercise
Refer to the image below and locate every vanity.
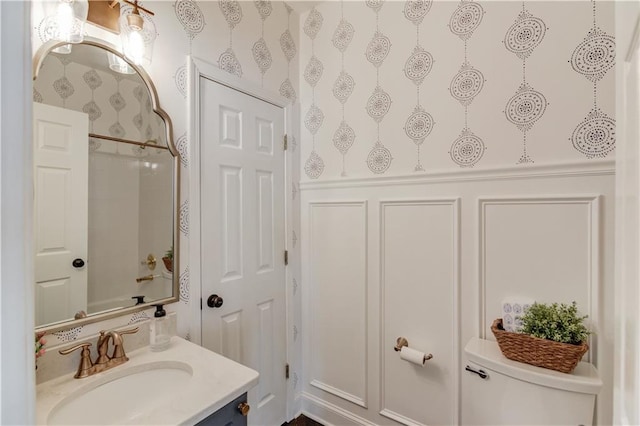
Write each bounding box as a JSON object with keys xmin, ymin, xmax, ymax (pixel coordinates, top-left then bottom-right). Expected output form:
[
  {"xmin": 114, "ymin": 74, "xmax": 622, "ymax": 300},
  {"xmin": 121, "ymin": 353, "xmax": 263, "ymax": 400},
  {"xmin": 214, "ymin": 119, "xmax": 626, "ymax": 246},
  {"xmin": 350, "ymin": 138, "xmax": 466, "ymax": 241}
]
[{"xmin": 36, "ymin": 337, "xmax": 258, "ymax": 425}]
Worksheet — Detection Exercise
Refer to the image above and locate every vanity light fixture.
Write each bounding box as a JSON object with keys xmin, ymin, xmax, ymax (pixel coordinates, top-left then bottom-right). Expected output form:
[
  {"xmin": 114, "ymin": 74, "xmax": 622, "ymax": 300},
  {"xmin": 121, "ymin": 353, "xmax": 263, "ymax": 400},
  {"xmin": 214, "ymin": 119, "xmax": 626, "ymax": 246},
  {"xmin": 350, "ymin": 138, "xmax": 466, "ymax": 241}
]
[
  {"xmin": 85, "ymin": 0, "xmax": 157, "ymax": 68},
  {"xmin": 51, "ymin": 0, "xmax": 89, "ymax": 44},
  {"xmin": 117, "ymin": 0, "xmax": 156, "ymax": 67}
]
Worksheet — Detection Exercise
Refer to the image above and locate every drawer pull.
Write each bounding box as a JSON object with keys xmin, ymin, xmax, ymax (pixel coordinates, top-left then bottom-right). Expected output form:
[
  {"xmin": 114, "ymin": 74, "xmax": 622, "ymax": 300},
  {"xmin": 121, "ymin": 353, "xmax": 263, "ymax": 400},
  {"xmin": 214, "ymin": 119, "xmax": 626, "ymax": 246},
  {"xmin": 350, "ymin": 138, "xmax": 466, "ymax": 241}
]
[{"xmin": 237, "ymin": 402, "xmax": 250, "ymax": 416}]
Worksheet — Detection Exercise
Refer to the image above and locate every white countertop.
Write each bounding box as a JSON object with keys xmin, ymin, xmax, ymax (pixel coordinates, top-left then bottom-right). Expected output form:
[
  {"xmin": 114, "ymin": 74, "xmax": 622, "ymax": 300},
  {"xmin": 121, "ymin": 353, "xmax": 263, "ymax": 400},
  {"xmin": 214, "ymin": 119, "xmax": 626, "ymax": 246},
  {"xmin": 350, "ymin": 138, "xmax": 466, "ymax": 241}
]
[{"xmin": 36, "ymin": 337, "xmax": 259, "ymax": 425}]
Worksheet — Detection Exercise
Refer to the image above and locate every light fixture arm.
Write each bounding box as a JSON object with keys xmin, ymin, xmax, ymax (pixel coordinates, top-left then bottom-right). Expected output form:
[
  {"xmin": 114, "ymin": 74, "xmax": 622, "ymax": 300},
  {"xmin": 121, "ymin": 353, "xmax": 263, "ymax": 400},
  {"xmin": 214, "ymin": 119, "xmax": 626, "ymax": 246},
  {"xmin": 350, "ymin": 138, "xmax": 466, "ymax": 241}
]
[{"xmin": 108, "ymin": 0, "xmax": 155, "ymax": 17}]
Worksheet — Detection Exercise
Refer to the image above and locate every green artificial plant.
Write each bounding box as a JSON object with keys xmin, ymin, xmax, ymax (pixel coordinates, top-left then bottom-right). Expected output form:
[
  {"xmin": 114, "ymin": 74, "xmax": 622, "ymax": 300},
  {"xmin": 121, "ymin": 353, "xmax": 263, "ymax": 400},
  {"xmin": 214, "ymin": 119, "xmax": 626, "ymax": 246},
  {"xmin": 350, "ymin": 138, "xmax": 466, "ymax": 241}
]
[{"xmin": 520, "ymin": 301, "xmax": 590, "ymax": 345}]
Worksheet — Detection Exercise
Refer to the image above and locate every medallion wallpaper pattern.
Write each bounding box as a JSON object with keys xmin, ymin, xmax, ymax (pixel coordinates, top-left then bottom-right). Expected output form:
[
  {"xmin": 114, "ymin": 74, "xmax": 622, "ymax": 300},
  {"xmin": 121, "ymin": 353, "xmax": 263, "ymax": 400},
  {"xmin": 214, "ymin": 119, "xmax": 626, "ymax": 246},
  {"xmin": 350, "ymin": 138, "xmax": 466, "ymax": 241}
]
[
  {"xmin": 299, "ymin": 0, "xmax": 615, "ymax": 180},
  {"xmin": 448, "ymin": 0, "xmax": 485, "ymax": 168},
  {"xmin": 332, "ymin": 0, "xmax": 356, "ymax": 176},
  {"xmin": 404, "ymin": 0, "xmax": 434, "ymax": 171},
  {"xmin": 34, "ymin": 57, "xmax": 166, "ymax": 151},
  {"xmin": 303, "ymin": 7, "xmax": 326, "ymax": 179},
  {"xmin": 569, "ymin": 0, "xmax": 616, "ymax": 159},
  {"xmin": 363, "ymin": 0, "xmax": 393, "ymax": 175},
  {"xmin": 503, "ymin": 2, "xmax": 547, "ymax": 164}
]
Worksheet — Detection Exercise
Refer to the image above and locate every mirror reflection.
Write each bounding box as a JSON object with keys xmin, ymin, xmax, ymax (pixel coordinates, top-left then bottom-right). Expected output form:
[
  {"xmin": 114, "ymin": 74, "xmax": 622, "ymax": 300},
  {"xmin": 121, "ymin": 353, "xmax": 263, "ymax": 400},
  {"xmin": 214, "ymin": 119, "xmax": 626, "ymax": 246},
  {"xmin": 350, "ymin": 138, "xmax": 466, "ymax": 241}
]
[{"xmin": 33, "ymin": 43, "xmax": 175, "ymax": 328}]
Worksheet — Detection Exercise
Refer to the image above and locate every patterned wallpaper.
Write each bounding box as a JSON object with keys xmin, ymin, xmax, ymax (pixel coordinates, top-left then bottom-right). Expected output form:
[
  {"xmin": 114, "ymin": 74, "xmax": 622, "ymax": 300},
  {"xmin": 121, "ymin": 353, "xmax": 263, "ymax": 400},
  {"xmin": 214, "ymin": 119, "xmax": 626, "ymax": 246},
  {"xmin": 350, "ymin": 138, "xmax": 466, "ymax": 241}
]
[
  {"xmin": 33, "ymin": 55, "xmax": 166, "ymax": 151},
  {"xmin": 299, "ymin": 0, "xmax": 616, "ymax": 180}
]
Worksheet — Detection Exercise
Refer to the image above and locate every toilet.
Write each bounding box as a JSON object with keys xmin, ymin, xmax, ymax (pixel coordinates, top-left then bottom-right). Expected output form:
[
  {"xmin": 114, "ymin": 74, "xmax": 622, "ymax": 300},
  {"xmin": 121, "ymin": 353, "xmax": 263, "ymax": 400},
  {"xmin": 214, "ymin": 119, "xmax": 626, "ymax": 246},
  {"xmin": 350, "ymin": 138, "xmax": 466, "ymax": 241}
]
[{"xmin": 462, "ymin": 337, "xmax": 602, "ymax": 425}]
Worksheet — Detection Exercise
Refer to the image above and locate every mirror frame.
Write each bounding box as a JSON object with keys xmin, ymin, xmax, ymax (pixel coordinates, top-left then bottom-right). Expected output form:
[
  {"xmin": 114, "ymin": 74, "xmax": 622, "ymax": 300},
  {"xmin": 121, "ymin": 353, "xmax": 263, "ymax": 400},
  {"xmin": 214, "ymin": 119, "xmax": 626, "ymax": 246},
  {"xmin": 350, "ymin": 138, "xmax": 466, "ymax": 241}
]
[{"xmin": 33, "ymin": 37, "xmax": 181, "ymax": 333}]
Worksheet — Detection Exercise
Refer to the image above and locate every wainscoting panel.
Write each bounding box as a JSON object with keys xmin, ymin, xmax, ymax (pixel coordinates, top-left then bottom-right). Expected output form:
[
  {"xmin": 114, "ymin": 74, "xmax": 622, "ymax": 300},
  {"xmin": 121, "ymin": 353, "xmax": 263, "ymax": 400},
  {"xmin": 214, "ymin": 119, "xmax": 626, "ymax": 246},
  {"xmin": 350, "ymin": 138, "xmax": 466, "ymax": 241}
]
[
  {"xmin": 308, "ymin": 201, "xmax": 368, "ymax": 408},
  {"xmin": 478, "ymin": 196, "xmax": 600, "ymax": 361},
  {"xmin": 379, "ymin": 199, "xmax": 460, "ymax": 426}
]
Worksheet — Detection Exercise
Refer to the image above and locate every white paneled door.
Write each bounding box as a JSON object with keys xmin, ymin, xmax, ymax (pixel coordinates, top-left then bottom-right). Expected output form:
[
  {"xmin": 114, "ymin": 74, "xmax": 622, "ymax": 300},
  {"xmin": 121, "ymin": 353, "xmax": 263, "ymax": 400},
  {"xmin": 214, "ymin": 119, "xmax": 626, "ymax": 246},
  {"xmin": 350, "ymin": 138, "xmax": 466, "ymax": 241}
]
[
  {"xmin": 33, "ymin": 102, "xmax": 88, "ymax": 326},
  {"xmin": 199, "ymin": 78, "xmax": 287, "ymax": 426}
]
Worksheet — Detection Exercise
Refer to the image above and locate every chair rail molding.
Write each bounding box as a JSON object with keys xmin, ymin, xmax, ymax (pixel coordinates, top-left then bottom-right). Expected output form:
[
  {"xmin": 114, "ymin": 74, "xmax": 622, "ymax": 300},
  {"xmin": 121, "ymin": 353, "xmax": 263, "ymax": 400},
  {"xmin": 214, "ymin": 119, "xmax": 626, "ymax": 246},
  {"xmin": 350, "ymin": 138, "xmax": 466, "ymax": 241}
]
[{"xmin": 300, "ymin": 160, "xmax": 615, "ymax": 191}]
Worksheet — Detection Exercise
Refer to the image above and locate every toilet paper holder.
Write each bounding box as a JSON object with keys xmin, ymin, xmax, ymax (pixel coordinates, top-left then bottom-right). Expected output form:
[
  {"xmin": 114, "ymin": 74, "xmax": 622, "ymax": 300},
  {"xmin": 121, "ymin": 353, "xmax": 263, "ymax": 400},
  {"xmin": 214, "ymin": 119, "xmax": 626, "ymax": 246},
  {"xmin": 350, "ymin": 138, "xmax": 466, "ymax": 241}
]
[{"xmin": 393, "ymin": 337, "xmax": 433, "ymax": 362}]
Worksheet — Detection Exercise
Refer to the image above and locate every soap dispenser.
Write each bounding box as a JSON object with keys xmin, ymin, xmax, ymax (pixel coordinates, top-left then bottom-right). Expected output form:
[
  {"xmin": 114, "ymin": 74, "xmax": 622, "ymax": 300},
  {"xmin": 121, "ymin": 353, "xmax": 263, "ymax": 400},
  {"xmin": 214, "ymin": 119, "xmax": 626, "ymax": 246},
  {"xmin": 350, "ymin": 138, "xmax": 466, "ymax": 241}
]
[{"xmin": 150, "ymin": 304, "xmax": 170, "ymax": 351}]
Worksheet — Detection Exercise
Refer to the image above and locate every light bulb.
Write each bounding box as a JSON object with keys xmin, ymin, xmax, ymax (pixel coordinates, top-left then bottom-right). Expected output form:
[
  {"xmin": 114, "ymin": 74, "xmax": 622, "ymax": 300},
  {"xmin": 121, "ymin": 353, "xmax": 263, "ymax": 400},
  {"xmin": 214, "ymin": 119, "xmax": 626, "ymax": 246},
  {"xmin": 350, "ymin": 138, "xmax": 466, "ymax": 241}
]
[
  {"xmin": 56, "ymin": 1, "xmax": 74, "ymax": 42},
  {"xmin": 53, "ymin": 0, "xmax": 87, "ymax": 44},
  {"xmin": 119, "ymin": 7, "xmax": 155, "ymax": 67},
  {"xmin": 127, "ymin": 30, "xmax": 145, "ymax": 66}
]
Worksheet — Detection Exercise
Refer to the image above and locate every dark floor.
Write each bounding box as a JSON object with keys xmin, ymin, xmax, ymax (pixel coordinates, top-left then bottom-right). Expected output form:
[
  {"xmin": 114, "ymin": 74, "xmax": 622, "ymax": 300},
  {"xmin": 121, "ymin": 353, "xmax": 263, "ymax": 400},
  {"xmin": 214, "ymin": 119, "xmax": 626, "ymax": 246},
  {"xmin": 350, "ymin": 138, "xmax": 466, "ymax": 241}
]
[{"xmin": 283, "ymin": 414, "xmax": 324, "ymax": 426}]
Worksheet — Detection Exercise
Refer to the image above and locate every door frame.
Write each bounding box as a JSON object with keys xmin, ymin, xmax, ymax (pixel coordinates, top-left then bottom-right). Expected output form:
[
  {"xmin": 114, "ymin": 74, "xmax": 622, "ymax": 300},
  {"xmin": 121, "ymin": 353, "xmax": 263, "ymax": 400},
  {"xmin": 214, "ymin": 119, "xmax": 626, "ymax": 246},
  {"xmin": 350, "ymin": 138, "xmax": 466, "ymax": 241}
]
[
  {"xmin": 187, "ymin": 56, "xmax": 294, "ymax": 419},
  {"xmin": 1, "ymin": 1, "xmax": 36, "ymax": 423},
  {"xmin": 614, "ymin": 2, "xmax": 640, "ymax": 424}
]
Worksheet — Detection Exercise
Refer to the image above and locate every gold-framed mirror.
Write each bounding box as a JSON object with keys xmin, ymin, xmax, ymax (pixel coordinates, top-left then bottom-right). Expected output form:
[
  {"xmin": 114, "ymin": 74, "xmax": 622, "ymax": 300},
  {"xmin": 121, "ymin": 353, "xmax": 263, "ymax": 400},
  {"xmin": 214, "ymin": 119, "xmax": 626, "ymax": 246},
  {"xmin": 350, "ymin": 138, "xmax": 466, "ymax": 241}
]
[{"xmin": 32, "ymin": 37, "xmax": 180, "ymax": 333}]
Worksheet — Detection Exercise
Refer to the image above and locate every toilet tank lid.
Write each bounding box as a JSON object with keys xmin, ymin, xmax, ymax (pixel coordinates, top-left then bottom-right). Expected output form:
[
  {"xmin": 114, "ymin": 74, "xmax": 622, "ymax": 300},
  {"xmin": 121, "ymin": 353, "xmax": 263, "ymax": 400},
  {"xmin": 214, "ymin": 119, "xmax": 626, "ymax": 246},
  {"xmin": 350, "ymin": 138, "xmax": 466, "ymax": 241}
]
[{"xmin": 465, "ymin": 338, "xmax": 603, "ymax": 395}]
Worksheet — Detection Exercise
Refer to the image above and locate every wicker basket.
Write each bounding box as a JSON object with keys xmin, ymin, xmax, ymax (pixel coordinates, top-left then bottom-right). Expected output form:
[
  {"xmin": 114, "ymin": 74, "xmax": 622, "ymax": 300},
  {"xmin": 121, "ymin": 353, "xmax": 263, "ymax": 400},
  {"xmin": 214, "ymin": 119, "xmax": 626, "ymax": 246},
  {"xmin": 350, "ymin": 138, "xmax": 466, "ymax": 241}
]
[{"xmin": 491, "ymin": 318, "xmax": 588, "ymax": 373}]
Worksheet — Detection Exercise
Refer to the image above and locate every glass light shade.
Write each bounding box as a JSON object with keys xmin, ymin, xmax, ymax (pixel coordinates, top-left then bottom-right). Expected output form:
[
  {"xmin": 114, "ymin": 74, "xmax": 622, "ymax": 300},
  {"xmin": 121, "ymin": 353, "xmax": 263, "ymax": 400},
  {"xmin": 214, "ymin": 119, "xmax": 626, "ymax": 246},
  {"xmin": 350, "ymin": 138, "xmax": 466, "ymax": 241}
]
[
  {"xmin": 54, "ymin": 0, "xmax": 88, "ymax": 44},
  {"xmin": 53, "ymin": 44, "xmax": 72, "ymax": 55},
  {"xmin": 119, "ymin": 9, "xmax": 156, "ymax": 67},
  {"xmin": 107, "ymin": 52, "xmax": 136, "ymax": 75}
]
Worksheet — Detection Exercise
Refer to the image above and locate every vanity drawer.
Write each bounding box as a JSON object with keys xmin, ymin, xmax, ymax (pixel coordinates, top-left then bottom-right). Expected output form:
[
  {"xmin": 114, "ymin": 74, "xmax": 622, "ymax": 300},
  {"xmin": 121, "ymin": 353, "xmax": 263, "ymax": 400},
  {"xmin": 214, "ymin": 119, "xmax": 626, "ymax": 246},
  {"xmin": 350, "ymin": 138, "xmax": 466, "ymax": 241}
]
[{"xmin": 196, "ymin": 392, "xmax": 248, "ymax": 426}]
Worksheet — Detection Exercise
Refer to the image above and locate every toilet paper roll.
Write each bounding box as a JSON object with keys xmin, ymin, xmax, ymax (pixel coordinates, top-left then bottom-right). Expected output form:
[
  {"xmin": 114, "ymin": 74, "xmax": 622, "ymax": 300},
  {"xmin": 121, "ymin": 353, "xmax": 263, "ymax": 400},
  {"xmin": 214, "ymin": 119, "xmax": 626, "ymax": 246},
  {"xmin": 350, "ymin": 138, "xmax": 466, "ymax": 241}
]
[{"xmin": 400, "ymin": 346, "xmax": 427, "ymax": 366}]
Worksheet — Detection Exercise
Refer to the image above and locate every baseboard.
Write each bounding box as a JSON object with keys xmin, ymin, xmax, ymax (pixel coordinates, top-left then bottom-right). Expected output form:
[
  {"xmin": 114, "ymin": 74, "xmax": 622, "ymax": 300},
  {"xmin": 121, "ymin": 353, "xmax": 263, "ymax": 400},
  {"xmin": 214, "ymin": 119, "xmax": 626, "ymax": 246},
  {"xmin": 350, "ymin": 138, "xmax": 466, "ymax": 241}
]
[{"xmin": 301, "ymin": 392, "xmax": 378, "ymax": 426}]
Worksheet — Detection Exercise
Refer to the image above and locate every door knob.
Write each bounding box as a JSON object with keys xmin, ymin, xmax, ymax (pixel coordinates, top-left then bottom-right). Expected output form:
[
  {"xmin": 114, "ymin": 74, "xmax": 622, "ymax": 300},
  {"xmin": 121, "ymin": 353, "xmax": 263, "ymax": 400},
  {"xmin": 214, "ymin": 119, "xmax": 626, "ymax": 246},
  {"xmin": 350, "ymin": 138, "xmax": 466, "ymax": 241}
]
[
  {"xmin": 72, "ymin": 258, "xmax": 85, "ymax": 268},
  {"xmin": 207, "ymin": 294, "xmax": 224, "ymax": 308},
  {"xmin": 237, "ymin": 402, "xmax": 250, "ymax": 416}
]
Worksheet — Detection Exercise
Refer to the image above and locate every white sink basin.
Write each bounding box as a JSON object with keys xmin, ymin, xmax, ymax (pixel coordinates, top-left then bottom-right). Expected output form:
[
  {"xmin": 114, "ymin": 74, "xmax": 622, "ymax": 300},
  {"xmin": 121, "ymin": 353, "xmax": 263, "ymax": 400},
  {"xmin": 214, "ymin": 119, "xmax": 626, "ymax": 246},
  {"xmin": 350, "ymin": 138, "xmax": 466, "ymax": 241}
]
[
  {"xmin": 37, "ymin": 337, "xmax": 259, "ymax": 425},
  {"xmin": 47, "ymin": 361, "xmax": 193, "ymax": 425}
]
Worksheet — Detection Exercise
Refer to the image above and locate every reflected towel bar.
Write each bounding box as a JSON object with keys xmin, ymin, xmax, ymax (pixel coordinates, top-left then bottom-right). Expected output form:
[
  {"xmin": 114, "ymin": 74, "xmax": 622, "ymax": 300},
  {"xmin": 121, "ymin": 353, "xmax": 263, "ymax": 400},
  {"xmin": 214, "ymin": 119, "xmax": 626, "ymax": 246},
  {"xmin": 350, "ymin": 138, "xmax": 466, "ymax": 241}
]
[
  {"xmin": 135, "ymin": 274, "xmax": 161, "ymax": 283},
  {"xmin": 89, "ymin": 133, "xmax": 169, "ymax": 150}
]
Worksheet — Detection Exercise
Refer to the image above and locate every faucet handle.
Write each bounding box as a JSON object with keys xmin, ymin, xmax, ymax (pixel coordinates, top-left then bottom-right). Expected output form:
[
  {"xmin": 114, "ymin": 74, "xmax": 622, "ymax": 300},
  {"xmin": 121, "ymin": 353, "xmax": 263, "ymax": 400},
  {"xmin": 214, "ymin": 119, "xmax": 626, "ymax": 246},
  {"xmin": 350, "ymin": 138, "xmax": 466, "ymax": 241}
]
[
  {"xmin": 119, "ymin": 327, "xmax": 140, "ymax": 336},
  {"xmin": 59, "ymin": 342, "xmax": 94, "ymax": 379},
  {"xmin": 110, "ymin": 327, "xmax": 139, "ymax": 361},
  {"xmin": 59, "ymin": 342, "xmax": 92, "ymax": 355}
]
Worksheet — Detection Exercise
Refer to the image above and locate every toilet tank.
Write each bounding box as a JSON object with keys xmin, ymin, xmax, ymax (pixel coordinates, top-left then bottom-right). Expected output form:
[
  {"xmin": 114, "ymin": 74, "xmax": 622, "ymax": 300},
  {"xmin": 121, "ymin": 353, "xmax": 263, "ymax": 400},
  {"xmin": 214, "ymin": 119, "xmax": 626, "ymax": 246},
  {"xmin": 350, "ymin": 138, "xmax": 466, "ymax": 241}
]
[{"xmin": 462, "ymin": 338, "xmax": 602, "ymax": 426}]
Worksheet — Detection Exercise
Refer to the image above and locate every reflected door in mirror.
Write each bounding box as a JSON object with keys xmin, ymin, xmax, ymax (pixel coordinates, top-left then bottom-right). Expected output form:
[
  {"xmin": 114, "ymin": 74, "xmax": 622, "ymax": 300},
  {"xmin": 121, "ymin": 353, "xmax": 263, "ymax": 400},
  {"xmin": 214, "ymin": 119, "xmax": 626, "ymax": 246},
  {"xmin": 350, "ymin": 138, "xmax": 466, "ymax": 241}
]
[{"xmin": 34, "ymin": 103, "xmax": 89, "ymax": 326}]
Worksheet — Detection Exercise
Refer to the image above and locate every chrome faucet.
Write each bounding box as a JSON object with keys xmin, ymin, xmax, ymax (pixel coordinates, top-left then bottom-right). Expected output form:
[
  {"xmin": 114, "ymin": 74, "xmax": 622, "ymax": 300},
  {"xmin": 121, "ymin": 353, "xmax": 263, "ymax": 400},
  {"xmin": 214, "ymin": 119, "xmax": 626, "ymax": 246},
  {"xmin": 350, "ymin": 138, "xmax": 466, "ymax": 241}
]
[{"xmin": 59, "ymin": 327, "xmax": 139, "ymax": 379}]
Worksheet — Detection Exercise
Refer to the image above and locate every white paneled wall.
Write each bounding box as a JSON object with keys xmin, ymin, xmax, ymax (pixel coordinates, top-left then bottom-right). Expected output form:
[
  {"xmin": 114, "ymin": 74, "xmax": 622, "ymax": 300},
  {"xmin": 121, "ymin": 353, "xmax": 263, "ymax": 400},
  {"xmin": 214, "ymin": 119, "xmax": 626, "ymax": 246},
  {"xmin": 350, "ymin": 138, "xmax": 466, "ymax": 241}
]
[
  {"xmin": 479, "ymin": 197, "xmax": 601, "ymax": 353},
  {"xmin": 379, "ymin": 199, "xmax": 459, "ymax": 426},
  {"xmin": 308, "ymin": 202, "xmax": 368, "ymax": 408},
  {"xmin": 301, "ymin": 162, "xmax": 614, "ymax": 426}
]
